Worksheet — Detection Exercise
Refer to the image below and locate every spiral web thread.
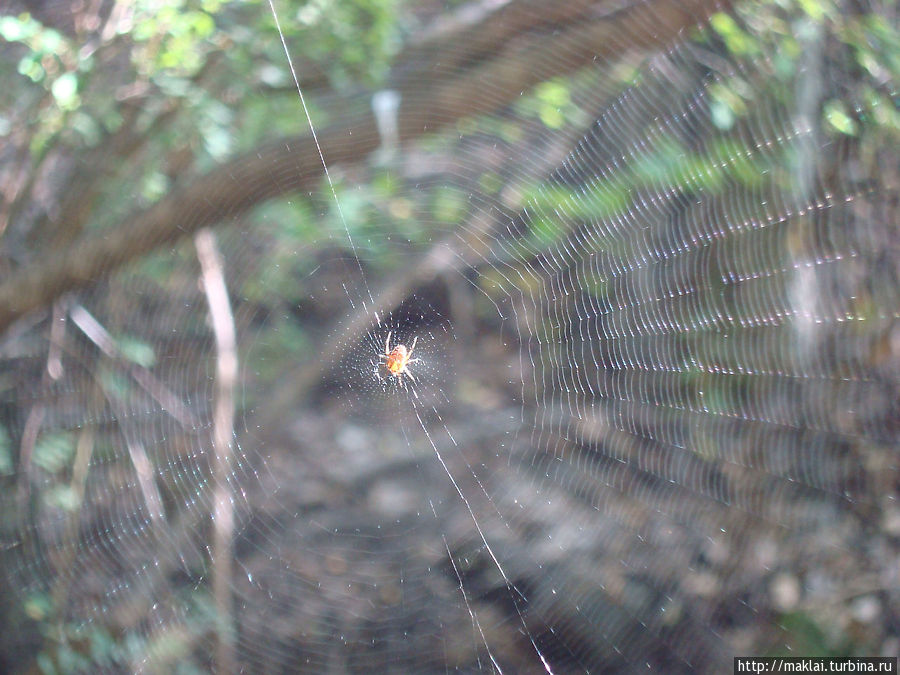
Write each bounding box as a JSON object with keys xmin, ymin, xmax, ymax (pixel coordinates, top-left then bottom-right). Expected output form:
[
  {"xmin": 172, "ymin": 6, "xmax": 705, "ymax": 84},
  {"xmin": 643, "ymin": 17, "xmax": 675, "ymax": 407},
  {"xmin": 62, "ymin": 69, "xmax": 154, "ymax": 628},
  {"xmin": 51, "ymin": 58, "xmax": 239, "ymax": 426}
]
[{"xmin": 1, "ymin": 1, "xmax": 898, "ymax": 673}]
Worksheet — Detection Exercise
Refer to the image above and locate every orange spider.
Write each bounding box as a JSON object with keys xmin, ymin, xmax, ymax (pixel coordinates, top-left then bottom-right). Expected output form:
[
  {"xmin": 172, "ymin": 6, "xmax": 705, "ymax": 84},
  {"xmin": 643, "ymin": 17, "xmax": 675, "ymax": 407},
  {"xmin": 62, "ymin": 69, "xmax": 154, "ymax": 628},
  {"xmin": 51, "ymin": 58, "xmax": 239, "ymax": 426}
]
[{"xmin": 377, "ymin": 331, "xmax": 419, "ymax": 384}]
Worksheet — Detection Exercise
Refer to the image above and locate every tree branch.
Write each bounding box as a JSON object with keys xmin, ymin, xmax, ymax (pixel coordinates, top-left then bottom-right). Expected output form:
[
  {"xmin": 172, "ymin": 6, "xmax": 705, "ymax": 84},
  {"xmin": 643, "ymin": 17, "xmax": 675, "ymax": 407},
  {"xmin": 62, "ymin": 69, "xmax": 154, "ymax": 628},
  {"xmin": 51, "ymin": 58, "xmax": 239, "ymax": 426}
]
[{"xmin": 0, "ymin": 0, "xmax": 725, "ymax": 333}]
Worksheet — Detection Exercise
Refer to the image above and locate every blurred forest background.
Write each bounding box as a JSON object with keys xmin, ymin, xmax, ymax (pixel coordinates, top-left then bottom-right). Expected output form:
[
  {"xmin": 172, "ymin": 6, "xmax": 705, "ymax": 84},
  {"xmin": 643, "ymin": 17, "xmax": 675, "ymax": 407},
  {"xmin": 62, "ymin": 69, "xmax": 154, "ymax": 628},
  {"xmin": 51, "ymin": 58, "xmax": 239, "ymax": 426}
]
[{"xmin": 0, "ymin": 0, "xmax": 898, "ymax": 672}]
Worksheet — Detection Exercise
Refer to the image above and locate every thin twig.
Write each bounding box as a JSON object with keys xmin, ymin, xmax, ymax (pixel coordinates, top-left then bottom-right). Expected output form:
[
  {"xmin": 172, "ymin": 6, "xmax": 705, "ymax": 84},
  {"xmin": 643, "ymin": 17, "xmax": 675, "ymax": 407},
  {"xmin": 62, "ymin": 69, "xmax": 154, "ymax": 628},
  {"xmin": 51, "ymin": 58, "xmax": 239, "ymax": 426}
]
[
  {"xmin": 15, "ymin": 300, "xmax": 66, "ymax": 507},
  {"xmin": 50, "ymin": 425, "xmax": 96, "ymax": 615},
  {"xmin": 195, "ymin": 228, "xmax": 238, "ymax": 675},
  {"xmin": 68, "ymin": 303, "xmax": 201, "ymax": 428}
]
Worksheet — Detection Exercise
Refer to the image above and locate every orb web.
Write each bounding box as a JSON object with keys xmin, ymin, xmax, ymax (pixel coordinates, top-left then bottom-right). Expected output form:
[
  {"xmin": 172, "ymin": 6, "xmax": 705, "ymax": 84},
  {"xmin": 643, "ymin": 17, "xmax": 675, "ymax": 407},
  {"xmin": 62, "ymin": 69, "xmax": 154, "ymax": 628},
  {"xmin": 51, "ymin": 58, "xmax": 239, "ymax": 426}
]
[{"xmin": 1, "ymin": 1, "xmax": 897, "ymax": 673}]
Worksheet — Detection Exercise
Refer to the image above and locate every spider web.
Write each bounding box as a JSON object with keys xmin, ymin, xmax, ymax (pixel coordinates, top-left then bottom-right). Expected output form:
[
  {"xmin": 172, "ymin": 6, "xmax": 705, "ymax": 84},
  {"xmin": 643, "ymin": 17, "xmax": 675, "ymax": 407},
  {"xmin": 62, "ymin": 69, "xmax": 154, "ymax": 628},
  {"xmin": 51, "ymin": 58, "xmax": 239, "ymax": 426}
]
[{"xmin": 1, "ymin": 1, "xmax": 898, "ymax": 673}]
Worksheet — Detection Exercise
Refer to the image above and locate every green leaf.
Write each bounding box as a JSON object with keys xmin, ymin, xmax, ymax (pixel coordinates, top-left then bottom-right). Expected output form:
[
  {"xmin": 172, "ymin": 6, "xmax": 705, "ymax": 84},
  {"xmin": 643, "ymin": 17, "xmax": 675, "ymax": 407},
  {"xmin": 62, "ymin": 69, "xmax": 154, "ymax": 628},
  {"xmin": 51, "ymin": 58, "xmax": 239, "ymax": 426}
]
[
  {"xmin": 33, "ymin": 433, "xmax": 75, "ymax": 474},
  {"xmin": 824, "ymin": 99, "xmax": 857, "ymax": 135},
  {"xmin": 0, "ymin": 15, "xmax": 35, "ymax": 42},
  {"xmin": 431, "ymin": 186, "xmax": 468, "ymax": 224},
  {"xmin": 0, "ymin": 424, "xmax": 13, "ymax": 475},
  {"xmin": 24, "ymin": 592, "xmax": 52, "ymax": 621},
  {"xmin": 51, "ymin": 72, "xmax": 79, "ymax": 109},
  {"xmin": 45, "ymin": 485, "xmax": 81, "ymax": 512},
  {"xmin": 117, "ymin": 335, "xmax": 157, "ymax": 368}
]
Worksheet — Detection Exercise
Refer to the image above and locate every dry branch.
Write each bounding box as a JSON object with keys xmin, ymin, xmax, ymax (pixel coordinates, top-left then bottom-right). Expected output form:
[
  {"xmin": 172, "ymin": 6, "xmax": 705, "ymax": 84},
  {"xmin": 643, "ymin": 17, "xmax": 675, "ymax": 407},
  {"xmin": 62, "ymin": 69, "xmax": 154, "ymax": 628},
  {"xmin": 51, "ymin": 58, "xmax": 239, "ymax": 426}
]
[{"xmin": 195, "ymin": 228, "xmax": 238, "ymax": 675}]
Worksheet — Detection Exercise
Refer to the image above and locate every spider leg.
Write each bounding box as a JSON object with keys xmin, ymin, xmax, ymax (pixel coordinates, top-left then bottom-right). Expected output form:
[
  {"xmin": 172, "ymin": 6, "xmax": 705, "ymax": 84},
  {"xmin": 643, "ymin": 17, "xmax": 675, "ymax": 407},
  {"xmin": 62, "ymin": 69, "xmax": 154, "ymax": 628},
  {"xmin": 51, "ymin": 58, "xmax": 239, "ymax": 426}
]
[
  {"xmin": 404, "ymin": 368, "xmax": 416, "ymax": 382},
  {"xmin": 407, "ymin": 335, "xmax": 418, "ymax": 357},
  {"xmin": 385, "ymin": 331, "xmax": 392, "ymax": 355}
]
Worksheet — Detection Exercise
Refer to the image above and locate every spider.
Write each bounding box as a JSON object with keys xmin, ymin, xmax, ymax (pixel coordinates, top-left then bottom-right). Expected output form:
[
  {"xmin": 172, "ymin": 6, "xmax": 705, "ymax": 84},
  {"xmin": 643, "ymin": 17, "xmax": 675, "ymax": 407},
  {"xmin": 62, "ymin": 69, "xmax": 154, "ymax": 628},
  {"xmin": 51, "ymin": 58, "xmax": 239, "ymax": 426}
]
[{"xmin": 376, "ymin": 331, "xmax": 420, "ymax": 385}]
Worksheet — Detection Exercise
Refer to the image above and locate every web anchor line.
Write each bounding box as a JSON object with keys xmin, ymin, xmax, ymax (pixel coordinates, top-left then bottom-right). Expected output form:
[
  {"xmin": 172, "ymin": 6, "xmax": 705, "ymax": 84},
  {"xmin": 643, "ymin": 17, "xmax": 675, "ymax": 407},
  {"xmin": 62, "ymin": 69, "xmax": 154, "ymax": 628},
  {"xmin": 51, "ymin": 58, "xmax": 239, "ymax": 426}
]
[
  {"xmin": 267, "ymin": 0, "xmax": 375, "ymax": 313},
  {"xmin": 412, "ymin": 398, "xmax": 555, "ymax": 674}
]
